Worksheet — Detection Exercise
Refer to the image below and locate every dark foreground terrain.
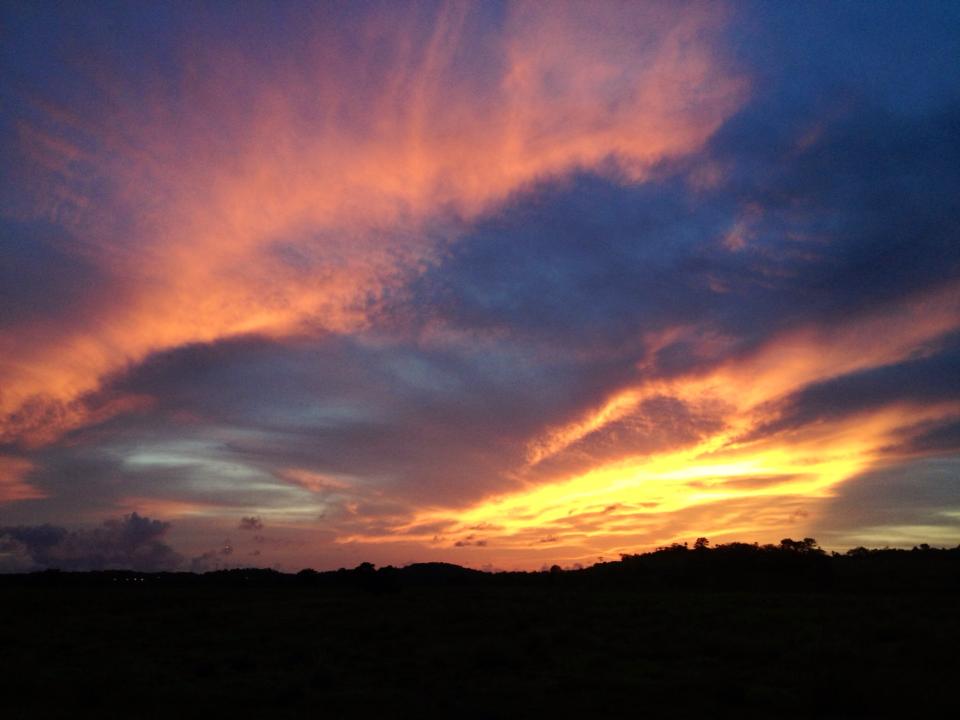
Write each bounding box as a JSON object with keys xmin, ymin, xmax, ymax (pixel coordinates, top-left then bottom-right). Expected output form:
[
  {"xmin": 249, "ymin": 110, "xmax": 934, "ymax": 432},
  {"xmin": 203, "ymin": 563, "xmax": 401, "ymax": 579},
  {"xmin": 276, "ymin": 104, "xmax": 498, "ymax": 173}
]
[{"xmin": 2, "ymin": 540, "xmax": 959, "ymax": 718}]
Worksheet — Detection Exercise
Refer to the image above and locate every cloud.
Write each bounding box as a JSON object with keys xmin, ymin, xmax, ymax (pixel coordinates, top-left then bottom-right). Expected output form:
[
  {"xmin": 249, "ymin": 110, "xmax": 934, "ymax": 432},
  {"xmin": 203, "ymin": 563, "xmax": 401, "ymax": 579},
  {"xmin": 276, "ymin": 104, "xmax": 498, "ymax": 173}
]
[
  {"xmin": 94, "ymin": 332, "xmax": 588, "ymax": 505},
  {"xmin": 812, "ymin": 458, "xmax": 960, "ymax": 547},
  {"xmin": 895, "ymin": 418, "xmax": 960, "ymax": 456},
  {"xmin": 750, "ymin": 334, "xmax": 960, "ymax": 440},
  {"xmin": 189, "ymin": 539, "xmax": 238, "ymax": 573},
  {"xmin": 2, "ymin": 2, "xmax": 960, "ymax": 568},
  {"xmin": 239, "ymin": 516, "xmax": 263, "ymax": 531},
  {"xmin": 454, "ymin": 536, "xmax": 487, "ymax": 548},
  {"xmin": 0, "ymin": 455, "xmax": 44, "ymax": 503},
  {"xmin": 0, "ymin": 513, "xmax": 182, "ymax": 572},
  {"xmin": 0, "ymin": 0, "xmax": 744, "ymax": 448}
]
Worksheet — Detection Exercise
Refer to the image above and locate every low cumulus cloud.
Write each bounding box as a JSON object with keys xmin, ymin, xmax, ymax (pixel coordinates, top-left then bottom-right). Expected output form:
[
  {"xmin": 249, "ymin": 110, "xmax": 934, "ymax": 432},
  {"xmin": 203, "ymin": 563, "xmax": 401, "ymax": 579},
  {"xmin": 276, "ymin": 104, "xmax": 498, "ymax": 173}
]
[
  {"xmin": 238, "ymin": 516, "xmax": 264, "ymax": 531},
  {"xmin": 0, "ymin": 513, "xmax": 182, "ymax": 572},
  {"xmin": 189, "ymin": 540, "xmax": 238, "ymax": 573}
]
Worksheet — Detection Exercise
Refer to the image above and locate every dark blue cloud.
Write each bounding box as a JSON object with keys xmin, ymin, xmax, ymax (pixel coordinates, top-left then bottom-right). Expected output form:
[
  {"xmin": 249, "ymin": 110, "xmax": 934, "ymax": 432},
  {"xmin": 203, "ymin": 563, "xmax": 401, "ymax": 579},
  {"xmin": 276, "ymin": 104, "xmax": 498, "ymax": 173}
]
[
  {"xmin": 898, "ymin": 418, "xmax": 960, "ymax": 456},
  {"xmin": 0, "ymin": 333, "xmax": 580, "ymax": 516},
  {"xmin": 752, "ymin": 334, "xmax": 960, "ymax": 439},
  {"xmin": 707, "ymin": 103, "xmax": 960, "ymax": 316},
  {"xmin": 814, "ymin": 458, "xmax": 960, "ymax": 544},
  {"xmin": 0, "ymin": 512, "xmax": 182, "ymax": 572},
  {"xmin": 397, "ymin": 172, "xmax": 721, "ymax": 353},
  {"xmin": 396, "ymin": 95, "xmax": 960, "ymax": 379}
]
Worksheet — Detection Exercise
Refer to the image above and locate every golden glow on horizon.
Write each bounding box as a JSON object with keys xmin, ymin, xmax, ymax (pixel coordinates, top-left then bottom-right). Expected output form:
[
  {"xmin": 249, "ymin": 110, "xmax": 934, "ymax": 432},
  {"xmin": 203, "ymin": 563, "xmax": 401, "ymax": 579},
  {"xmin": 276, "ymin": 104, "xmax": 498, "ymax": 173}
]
[
  {"xmin": 337, "ymin": 402, "xmax": 958, "ymax": 565},
  {"xmin": 335, "ymin": 291, "xmax": 960, "ymax": 564}
]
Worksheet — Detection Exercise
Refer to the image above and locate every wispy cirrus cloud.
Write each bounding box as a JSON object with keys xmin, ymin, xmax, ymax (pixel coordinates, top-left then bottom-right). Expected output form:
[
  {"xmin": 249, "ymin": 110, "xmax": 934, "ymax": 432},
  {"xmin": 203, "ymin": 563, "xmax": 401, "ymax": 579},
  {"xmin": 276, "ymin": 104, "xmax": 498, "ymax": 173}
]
[{"xmin": 1, "ymin": 0, "xmax": 744, "ymax": 449}]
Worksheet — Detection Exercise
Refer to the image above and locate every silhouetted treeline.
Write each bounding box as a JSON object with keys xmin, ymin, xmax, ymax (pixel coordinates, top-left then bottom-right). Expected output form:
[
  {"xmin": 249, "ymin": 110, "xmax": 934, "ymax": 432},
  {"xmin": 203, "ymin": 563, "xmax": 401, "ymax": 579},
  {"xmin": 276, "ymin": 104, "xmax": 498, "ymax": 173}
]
[{"xmin": 4, "ymin": 538, "xmax": 959, "ymax": 592}]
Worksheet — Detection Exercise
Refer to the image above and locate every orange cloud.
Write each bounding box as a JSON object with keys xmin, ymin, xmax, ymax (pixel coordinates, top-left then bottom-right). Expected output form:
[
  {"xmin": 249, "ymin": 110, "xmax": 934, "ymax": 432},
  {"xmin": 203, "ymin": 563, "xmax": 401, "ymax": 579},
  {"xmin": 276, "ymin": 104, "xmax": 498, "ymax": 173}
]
[
  {"xmin": 113, "ymin": 496, "xmax": 211, "ymax": 520},
  {"xmin": 0, "ymin": 456, "xmax": 44, "ymax": 504},
  {"xmin": 277, "ymin": 469, "xmax": 356, "ymax": 495},
  {"xmin": 1, "ymin": 1, "xmax": 745, "ymax": 447}
]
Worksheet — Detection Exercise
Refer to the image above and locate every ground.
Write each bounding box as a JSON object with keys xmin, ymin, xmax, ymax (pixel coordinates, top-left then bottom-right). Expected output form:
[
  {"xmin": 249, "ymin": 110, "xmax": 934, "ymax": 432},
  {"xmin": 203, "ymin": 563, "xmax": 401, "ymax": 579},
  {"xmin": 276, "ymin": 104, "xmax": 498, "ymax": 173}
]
[{"xmin": 2, "ymin": 581, "xmax": 956, "ymax": 718}]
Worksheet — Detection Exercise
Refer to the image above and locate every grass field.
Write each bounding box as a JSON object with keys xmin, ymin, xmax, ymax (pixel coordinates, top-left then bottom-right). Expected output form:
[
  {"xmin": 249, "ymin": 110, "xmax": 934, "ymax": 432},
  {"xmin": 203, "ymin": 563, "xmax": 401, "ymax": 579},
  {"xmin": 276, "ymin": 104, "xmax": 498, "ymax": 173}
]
[{"xmin": 2, "ymin": 580, "xmax": 957, "ymax": 718}]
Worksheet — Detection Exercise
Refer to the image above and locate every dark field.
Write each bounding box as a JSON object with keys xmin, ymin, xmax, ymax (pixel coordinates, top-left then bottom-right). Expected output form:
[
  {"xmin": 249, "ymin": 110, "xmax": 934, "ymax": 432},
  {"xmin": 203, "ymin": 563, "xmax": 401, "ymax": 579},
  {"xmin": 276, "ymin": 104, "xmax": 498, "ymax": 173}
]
[{"xmin": 3, "ymin": 546, "xmax": 959, "ymax": 718}]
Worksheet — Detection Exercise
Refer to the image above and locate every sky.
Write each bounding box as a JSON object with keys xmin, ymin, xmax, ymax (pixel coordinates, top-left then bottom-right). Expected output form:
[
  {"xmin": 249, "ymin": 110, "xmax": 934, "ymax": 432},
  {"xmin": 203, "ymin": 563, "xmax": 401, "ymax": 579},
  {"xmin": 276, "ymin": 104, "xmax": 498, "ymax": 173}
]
[{"xmin": 2, "ymin": 0, "xmax": 960, "ymax": 572}]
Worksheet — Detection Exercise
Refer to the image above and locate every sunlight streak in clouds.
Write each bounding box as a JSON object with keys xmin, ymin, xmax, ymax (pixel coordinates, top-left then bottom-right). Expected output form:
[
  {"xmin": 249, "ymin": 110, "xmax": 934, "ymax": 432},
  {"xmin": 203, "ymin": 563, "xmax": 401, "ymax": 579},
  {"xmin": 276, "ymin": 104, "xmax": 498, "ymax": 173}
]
[{"xmin": 339, "ymin": 289, "xmax": 960, "ymax": 565}]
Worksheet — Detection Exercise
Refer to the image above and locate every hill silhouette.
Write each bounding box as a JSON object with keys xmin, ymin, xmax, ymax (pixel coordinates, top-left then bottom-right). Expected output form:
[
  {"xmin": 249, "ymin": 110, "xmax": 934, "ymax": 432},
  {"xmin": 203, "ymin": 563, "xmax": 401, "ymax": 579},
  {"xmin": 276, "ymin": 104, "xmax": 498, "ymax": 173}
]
[{"xmin": 5, "ymin": 536, "xmax": 959, "ymax": 592}]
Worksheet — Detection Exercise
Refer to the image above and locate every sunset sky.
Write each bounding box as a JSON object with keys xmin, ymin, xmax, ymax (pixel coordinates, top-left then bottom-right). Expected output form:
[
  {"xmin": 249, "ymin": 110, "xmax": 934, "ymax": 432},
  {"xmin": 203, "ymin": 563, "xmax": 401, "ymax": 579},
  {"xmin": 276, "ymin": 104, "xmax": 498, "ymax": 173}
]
[{"xmin": 2, "ymin": 1, "xmax": 960, "ymax": 572}]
